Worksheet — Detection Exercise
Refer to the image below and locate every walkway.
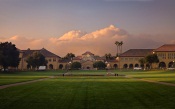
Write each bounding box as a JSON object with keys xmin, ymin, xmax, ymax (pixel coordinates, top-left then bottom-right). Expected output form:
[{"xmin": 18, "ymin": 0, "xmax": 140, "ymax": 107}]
[
  {"xmin": 126, "ymin": 76, "xmax": 175, "ymax": 87},
  {"xmin": 0, "ymin": 77, "xmax": 54, "ymax": 90}
]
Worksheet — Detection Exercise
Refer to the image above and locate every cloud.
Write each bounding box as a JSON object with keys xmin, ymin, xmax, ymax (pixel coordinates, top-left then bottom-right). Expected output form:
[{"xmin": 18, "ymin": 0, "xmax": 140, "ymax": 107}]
[
  {"xmin": 0, "ymin": 25, "xmax": 164, "ymax": 57},
  {"xmin": 0, "ymin": 35, "xmax": 46, "ymax": 49}
]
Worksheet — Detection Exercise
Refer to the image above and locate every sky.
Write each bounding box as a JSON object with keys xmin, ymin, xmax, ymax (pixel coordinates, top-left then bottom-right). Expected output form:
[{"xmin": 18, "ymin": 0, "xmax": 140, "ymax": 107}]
[{"xmin": 0, "ymin": 0, "xmax": 175, "ymax": 56}]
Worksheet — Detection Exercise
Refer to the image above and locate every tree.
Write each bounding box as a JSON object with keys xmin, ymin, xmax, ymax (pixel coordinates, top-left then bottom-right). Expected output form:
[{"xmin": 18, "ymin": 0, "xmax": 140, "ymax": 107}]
[
  {"xmin": 115, "ymin": 41, "xmax": 123, "ymax": 57},
  {"xmin": 93, "ymin": 61, "xmax": 106, "ymax": 70},
  {"xmin": 71, "ymin": 62, "xmax": 81, "ymax": 69},
  {"xmin": 119, "ymin": 41, "xmax": 123, "ymax": 54},
  {"xmin": 115, "ymin": 41, "xmax": 120, "ymax": 57},
  {"xmin": 139, "ymin": 58, "xmax": 146, "ymax": 68},
  {"xmin": 105, "ymin": 53, "xmax": 112, "ymax": 60},
  {"xmin": 64, "ymin": 53, "xmax": 75, "ymax": 60},
  {"xmin": 145, "ymin": 54, "xmax": 159, "ymax": 69},
  {"xmin": 26, "ymin": 52, "xmax": 48, "ymax": 69},
  {"xmin": 0, "ymin": 42, "xmax": 20, "ymax": 71}
]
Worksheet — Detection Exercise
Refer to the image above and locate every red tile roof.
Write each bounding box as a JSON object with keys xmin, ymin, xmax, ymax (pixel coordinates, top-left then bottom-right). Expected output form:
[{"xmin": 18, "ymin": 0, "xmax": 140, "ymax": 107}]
[
  {"xmin": 154, "ymin": 44, "xmax": 175, "ymax": 52},
  {"xmin": 73, "ymin": 56, "xmax": 82, "ymax": 60},
  {"xmin": 106, "ymin": 60, "xmax": 118, "ymax": 62},
  {"xmin": 120, "ymin": 49, "xmax": 154, "ymax": 57},
  {"xmin": 21, "ymin": 48, "xmax": 60, "ymax": 58},
  {"xmin": 82, "ymin": 51, "xmax": 94, "ymax": 55}
]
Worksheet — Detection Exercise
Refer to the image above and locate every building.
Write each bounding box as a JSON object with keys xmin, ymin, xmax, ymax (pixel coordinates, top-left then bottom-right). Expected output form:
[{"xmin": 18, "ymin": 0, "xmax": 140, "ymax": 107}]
[
  {"xmin": 154, "ymin": 44, "xmax": 175, "ymax": 68},
  {"xmin": 17, "ymin": 44, "xmax": 175, "ymax": 70},
  {"xmin": 58, "ymin": 51, "xmax": 118, "ymax": 70},
  {"xmin": 18, "ymin": 48, "xmax": 61, "ymax": 70},
  {"xmin": 119, "ymin": 49, "xmax": 154, "ymax": 69}
]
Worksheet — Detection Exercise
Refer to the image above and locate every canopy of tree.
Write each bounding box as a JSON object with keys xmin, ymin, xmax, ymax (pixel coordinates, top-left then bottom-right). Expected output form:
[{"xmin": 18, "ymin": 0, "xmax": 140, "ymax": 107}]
[
  {"xmin": 105, "ymin": 53, "xmax": 115, "ymax": 60},
  {"xmin": 115, "ymin": 41, "xmax": 123, "ymax": 57},
  {"xmin": 0, "ymin": 42, "xmax": 20, "ymax": 70},
  {"xmin": 139, "ymin": 54, "xmax": 159, "ymax": 69},
  {"xmin": 63, "ymin": 53, "xmax": 75, "ymax": 60},
  {"xmin": 145, "ymin": 54, "xmax": 159, "ymax": 67},
  {"xmin": 71, "ymin": 62, "xmax": 81, "ymax": 69},
  {"xmin": 26, "ymin": 52, "xmax": 48, "ymax": 69},
  {"xmin": 93, "ymin": 61, "xmax": 106, "ymax": 69}
]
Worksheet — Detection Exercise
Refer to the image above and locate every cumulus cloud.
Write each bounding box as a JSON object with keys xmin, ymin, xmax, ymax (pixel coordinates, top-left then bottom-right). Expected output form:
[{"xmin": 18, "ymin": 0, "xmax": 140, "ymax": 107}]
[
  {"xmin": 0, "ymin": 35, "xmax": 46, "ymax": 49},
  {"xmin": 0, "ymin": 25, "xmax": 164, "ymax": 57}
]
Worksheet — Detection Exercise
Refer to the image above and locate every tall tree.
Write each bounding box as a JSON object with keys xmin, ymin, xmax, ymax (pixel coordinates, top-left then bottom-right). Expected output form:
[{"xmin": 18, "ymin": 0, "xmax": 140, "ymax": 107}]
[
  {"xmin": 115, "ymin": 41, "xmax": 120, "ymax": 57},
  {"xmin": 115, "ymin": 41, "xmax": 123, "ymax": 57},
  {"xmin": 71, "ymin": 62, "xmax": 81, "ymax": 70},
  {"xmin": 145, "ymin": 54, "xmax": 159, "ymax": 69},
  {"xmin": 105, "ymin": 53, "xmax": 112, "ymax": 60},
  {"xmin": 139, "ymin": 58, "xmax": 146, "ymax": 68},
  {"xmin": 26, "ymin": 52, "xmax": 48, "ymax": 69},
  {"xmin": 64, "ymin": 53, "xmax": 75, "ymax": 60},
  {"xmin": 0, "ymin": 42, "xmax": 20, "ymax": 71},
  {"xmin": 119, "ymin": 41, "xmax": 123, "ymax": 54},
  {"xmin": 93, "ymin": 61, "xmax": 106, "ymax": 70}
]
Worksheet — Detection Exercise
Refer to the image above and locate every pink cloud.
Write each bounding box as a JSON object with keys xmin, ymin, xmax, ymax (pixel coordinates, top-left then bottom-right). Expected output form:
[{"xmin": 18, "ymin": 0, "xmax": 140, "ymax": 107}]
[{"xmin": 0, "ymin": 25, "xmax": 163, "ymax": 57}]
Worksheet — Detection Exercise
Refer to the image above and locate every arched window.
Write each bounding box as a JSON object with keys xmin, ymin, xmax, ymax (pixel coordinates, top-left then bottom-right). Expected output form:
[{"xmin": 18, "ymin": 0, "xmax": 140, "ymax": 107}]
[
  {"xmin": 129, "ymin": 64, "xmax": 133, "ymax": 69},
  {"xmin": 135, "ymin": 64, "xmax": 139, "ymax": 67},
  {"xmin": 59, "ymin": 64, "xmax": 63, "ymax": 69},
  {"xmin": 168, "ymin": 62, "xmax": 174, "ymax": 68},
  {"xmin": 113, "ymin": 64, "xmax": 118, "ymax": 69},
  {"xmin": 159, "ymin": 62, "xmax": 166, "ymax": 68},
  {"xmin": 123, "ymin": 64, "xmax": 128, "ymax": 69},
  {"xmin": 49, "ymin": 64, "xmax": 53, "ymax": 69}
]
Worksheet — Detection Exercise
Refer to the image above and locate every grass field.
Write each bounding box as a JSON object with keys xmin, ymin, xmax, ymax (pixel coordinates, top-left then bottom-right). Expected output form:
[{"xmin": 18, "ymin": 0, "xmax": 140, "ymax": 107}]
[
  {"xmin": 0, "ymin": 70, "xmax": 175, "ymax": 109},
  {"xmin": 0, "ymin": 70, "xmax": 64, "ymax": 85}
]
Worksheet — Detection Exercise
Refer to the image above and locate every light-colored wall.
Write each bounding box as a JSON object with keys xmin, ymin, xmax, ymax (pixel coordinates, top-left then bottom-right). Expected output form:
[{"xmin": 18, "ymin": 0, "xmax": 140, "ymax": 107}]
[
  {"xmin": 18, "ymin": 52, "xmax": 60, "ymax": 70},
  {"xmin": 119, "ymin": 57, "xmax": 142, "ymax": 68},
  {"xmin": 81, "ymin": 61, "xmax": 94, "ymax": 69},
  {"xmin": 156, "ymin": 52, "xmax": 175, "ymax": 68}
]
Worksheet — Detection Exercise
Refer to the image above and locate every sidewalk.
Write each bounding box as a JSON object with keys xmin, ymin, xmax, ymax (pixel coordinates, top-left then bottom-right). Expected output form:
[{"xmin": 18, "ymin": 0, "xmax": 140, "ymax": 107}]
[{"xmin": 0, "ymin": 77, "xmax": 53, "ymax": 90}]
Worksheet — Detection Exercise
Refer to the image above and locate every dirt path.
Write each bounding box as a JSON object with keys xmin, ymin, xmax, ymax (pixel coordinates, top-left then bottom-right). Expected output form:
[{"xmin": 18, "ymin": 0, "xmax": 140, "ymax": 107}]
[
  {"xmin": 126, "ymin": 76, "xmax": 175, "ymax": 87},
  {"xmin": 0, "ymin": 76, "xmax": 54, "ymax": 90}
]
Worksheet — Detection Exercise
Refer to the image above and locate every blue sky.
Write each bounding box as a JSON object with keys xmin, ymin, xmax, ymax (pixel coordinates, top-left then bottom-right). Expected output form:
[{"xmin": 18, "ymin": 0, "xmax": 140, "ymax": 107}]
[{"xmin": 0, "ymin": 0, "xmax": 175, "ymax": 56}]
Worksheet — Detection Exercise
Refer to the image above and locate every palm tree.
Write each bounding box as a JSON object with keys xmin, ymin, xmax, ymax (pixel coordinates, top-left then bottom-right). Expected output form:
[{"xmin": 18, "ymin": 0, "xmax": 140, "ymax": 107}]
[
  {"xmin": 115, "ymin": 41, "xmax": 120, "ymax": 57},
  {"xmin": 119, "ymin": 41, "xmax": 123, "ymax": 54},
  {"xmin": 105, "ymin": 53, "xmax": 112, "ymax": 60}
]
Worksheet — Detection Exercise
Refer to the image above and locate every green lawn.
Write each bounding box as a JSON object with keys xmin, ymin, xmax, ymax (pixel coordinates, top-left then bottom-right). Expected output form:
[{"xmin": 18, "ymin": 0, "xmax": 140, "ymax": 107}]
[
  {"xmin": 115, "ymin": 70, "xmax": 175, "ymax": 84},
  {"xmin": 0, "ymin": 70, "xmax": 64, "ymax": 85},
  {"xmin": 0, "ymin": 70, "xmax": 175, "ymax": 109}
]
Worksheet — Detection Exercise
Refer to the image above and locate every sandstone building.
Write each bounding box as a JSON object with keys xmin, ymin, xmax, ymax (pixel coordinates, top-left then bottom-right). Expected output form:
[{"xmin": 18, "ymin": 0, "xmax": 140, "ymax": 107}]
[{"xmin": 17, "ymin": 44, "xmax": 175, "ymax": 70}]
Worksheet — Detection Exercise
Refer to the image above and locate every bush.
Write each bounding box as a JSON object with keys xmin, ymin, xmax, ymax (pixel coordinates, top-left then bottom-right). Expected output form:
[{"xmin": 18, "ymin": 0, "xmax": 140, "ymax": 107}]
[
  {"xmin": 93, "ymin": 61, "xmax": 106, "ymax": 70},
  {"xmin": 71, "ymin": 62, "xmax": 81, "ymax": 70}
]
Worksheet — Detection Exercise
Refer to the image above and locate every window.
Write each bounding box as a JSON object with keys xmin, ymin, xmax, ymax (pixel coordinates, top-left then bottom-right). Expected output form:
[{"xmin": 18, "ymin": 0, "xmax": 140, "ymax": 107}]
[
  {"xmin": 158, "ymin": 53, "xmax": 166, "ymax": 59},
  {"xmin": 53, "ymin": 58, "xmax": 56, "ymax": 62},
  {"xmin": 49, "ymin": 59, "xmax": 52, "ymax": 62},
  {"xmin": 129, "ymin": 58, "xmax": 133, "ymax": 61}
]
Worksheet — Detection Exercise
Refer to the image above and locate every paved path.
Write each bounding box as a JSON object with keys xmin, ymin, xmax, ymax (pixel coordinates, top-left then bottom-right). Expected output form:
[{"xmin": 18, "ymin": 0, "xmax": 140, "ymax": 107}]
[
  {"xmin": 0, "ymin": 77, "xmax": 54, "ymax": 90},
  {"xmin": 126, "ymin": 76, "xmax": 175, "ymax": 87}
]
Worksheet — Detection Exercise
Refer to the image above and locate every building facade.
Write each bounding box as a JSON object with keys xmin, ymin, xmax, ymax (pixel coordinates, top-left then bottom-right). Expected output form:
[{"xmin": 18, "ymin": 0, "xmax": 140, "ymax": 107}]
[
  {"xmin": 18, "ymin": 48, "xmax": 61, "ymax": 70},
  {"xmin": 154, "ymin": 44, "xmax": 175, "ymax": 68},
  {"xmin": 58, "ymin": 51, "xmax": 118, "ymax": 70},
  {"xmin": 17, "ymin": 44, "xmax": 175, "ymax": 70},
  {"xmin": 119, "ymin": 49, "xmax": 154, "ymax": 69}
]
